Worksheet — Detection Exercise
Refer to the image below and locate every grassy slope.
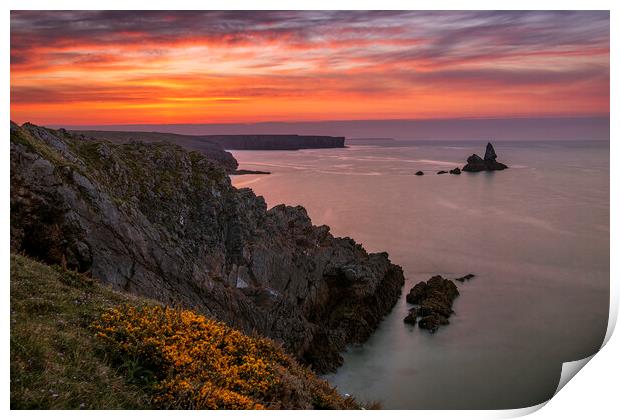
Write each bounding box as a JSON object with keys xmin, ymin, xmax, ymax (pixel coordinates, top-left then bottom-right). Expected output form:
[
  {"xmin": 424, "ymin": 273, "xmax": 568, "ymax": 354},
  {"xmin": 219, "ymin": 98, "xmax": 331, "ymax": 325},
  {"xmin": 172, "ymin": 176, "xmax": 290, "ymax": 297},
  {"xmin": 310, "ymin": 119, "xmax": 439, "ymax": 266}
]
[
  {"xmin": 10, "ymin": 253, "xmax": 153, "ymax": 409},
  {"xmin": 10, "ymin": 254, "xmax": 361, "ymax": 409}
]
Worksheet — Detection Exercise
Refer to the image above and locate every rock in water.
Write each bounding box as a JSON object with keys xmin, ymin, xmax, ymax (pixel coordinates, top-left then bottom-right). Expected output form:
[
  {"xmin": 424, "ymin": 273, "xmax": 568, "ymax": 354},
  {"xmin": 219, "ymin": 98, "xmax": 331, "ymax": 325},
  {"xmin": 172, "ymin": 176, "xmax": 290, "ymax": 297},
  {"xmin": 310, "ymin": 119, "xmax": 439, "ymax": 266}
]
[
  {"xmin": 484, "ymin": 142, "xmax": 497, "ymax": 161},
  {"xmin": 449, "ymin": 167, "xmax": 461, "ymax": 175},
  {"xmin": 437, "ymin": 170, "xmax": 448, "ymax": 175},
  {"xmin": 10, "ymin": 121, "xmax": 405, "ymax": 374},
  {"xmin": 232, "ymin": 169, "xmax": 271, "ymax": 175},
  {"xmin": 403, "ymin": 308, "xmax": 418, "ymax": 325},
  {"xmin": 485, "ymin": 160, "xmax": 509, "ymax": 171},
  {"xmin": 462, "ymin": 142, "xmax": 508, "ymax": 172},
  {"xmin": 406, "ymin": 282, "xmax": 428, "ymax": 304},
  {"xmin": 463, "ymin": 154, "xmax": 485, "ymax": 172},
  {"xmin": 415, "ymin": 171, "xmax": 424, "ymax": 176},
  {"xmin": 454, "ymin": 273, "xmax": 475, "ymax": 282},
  {"xmin": 403, "ymin": 275, "xmax": 459, "ymax": 333},
  {"xmin": 418, "ymin": 314, "xmax": 449, "ymax": 333}
]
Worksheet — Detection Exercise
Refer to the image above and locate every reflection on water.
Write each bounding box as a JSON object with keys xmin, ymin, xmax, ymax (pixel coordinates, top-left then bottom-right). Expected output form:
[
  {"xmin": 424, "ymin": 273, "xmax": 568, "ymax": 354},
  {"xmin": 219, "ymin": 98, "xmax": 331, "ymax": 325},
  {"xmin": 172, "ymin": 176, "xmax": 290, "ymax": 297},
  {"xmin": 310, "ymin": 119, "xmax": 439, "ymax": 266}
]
[{"xmin": 231, "ymin": 140, "xmax": 609, "ymax": 409}]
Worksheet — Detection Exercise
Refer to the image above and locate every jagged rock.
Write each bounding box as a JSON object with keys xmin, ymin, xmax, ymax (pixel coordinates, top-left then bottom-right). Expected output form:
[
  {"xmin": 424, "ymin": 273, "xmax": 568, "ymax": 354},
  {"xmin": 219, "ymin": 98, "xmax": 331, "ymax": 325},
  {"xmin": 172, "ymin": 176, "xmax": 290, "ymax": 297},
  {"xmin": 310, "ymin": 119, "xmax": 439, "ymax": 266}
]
[
  {"xmin": 449, "ymin": 167, "xmax": 461, "ymax": 175},
  {"xmin": 437, "ymin": 170, "xmax": 448, "ymax": 175},
  {"xmin": 463, "ymin": 154, "xmax": 485, "ymax": 171},
  {"xmin": 403, "ymin": 307, "xmax": 418, "ymax": 325},
  {"xmin": 406, "ymin": 282, "xmax": 428, "ymax": 304},
  {"xmin": 404, "ymin": 275, "xmax": 459, "ymax": 333},
  {"xmin": 462, "ymin": 142, "xmax": 508, "ymax": 172},
  {"xmin": 415, "ymin": 171, "xmax": 424, "ymax": 176},
  {"xmin": 418, "ymin": 314, "xmax": 449, "ymax": 333},
  {"xmin": 484, "ymin": 142, "xmax": 498, "ymax": 161},
  {"xmin": 10, "ymin": 122, "xmax": 405, "ymax": 374}
]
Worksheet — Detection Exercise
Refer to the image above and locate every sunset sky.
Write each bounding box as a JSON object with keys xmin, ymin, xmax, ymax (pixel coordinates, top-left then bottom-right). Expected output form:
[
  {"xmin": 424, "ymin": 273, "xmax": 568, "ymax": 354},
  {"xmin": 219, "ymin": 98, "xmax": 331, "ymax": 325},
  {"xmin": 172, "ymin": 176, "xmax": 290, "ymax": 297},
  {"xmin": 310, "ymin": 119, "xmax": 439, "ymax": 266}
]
[{"xmin": 10, "ymin": 11, "xmax": 610, "ymax": 126}]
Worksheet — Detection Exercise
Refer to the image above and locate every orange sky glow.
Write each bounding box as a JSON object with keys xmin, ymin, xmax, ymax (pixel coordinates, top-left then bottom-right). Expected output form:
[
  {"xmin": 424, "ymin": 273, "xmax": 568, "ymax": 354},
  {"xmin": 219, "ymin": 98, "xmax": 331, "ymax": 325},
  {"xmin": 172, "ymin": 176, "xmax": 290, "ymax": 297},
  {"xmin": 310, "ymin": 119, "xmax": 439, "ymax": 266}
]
[{"xmin": 10, "ymin": 11, "xmax": 610, "ymax": 125}]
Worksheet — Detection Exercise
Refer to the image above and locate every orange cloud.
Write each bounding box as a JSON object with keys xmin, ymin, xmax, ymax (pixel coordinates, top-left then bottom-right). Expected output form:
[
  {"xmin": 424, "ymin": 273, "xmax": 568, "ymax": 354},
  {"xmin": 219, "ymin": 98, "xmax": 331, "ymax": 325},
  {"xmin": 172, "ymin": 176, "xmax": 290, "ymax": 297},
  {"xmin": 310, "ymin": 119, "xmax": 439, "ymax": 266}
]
[{"xmin": 10, "ymin": 11, "xmax": 610, "ymax": 125}]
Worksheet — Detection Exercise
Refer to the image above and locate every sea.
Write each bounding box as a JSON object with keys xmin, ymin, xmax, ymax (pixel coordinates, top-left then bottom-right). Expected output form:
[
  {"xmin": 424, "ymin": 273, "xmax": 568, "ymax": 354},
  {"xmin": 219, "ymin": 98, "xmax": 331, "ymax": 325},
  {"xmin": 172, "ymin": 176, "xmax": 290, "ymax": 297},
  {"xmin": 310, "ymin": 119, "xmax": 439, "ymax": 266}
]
[{"xmin": 230, "ymin": 139, "xmax": 609, "ymax": 410}]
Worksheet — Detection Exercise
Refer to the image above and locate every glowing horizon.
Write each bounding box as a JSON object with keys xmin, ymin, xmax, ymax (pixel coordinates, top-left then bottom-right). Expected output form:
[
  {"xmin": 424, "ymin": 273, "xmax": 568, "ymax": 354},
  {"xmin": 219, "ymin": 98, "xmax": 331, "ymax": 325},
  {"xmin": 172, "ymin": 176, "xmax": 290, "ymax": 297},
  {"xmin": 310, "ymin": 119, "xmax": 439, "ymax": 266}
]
[{"xmin": 10, "ymin": 11, "xmax": 610, "ymax": 126}]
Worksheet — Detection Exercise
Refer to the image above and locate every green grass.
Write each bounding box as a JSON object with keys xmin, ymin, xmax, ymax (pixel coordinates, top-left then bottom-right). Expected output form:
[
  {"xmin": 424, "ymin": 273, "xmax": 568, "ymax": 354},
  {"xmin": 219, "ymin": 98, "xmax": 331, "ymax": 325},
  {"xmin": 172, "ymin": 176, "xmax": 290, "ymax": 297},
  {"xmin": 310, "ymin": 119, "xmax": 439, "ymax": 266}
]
[
  {"xmin": 10, "ymin": 254, "xmax": 154, "ymax": 409},
  {"xmin": 10, "ymin": 254, "xmax": 367, "ymax": 409}
]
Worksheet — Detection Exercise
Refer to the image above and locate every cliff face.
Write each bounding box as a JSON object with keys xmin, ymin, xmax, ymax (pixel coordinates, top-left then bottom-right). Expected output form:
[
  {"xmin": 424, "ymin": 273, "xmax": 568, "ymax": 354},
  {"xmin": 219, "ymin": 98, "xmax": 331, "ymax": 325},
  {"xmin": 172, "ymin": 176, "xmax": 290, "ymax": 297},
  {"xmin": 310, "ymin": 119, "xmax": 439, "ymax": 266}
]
[
  {"xmin": 73, "ymin": 130, "xmax": 345, "ymax": 151},
  {"xmin": 10, "ymin": 122, "xmax": 403, "ymax": 373}
]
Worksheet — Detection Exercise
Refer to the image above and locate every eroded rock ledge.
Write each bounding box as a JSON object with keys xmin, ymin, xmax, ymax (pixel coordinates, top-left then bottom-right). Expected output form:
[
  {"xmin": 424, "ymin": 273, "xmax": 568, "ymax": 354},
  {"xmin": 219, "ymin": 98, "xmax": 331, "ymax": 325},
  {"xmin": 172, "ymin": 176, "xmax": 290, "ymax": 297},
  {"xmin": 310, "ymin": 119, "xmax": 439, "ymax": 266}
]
[{"xmin": 10, "ymin": 121, "xmax": 404, "ymax": 373}]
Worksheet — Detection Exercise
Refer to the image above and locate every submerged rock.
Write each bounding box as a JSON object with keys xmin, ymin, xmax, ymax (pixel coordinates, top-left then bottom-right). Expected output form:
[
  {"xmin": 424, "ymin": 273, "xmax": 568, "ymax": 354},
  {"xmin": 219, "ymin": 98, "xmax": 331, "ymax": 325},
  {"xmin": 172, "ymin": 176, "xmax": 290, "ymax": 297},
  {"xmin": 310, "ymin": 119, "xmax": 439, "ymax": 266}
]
[
  {"xmin": 231, "ymin": 169, "xmax": 271, "ymax": 175},
  {"xmin": 449, "ymin": 167, "xmax": 461, "ymax": 175},
  {"xmin": 454, "ymin": 273, "xmax": 475, "ymax": 282},
  {"xmin": 462, "ymin": 142, "xmax": 508, "ymax": 172},
  {"xmin": 10, "ymin": 122, "xmax": 405, "ymax": 374},
  {"xmin": 415, "ymin": 171, "xmax": 424, "ymax": 176},
  {"xmin": 437, "ymin": 170, "xmax": 448, "ymax": 175}
]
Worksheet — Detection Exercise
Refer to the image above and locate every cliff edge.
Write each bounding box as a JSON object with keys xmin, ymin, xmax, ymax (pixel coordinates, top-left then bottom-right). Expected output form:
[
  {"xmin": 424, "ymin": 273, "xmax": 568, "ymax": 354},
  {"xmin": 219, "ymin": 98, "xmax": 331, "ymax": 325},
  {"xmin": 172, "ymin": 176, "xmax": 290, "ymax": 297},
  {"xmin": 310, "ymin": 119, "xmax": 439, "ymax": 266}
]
[{"xmin": 10, "ymin": 122, "xmax": 404, "ymax": 373}]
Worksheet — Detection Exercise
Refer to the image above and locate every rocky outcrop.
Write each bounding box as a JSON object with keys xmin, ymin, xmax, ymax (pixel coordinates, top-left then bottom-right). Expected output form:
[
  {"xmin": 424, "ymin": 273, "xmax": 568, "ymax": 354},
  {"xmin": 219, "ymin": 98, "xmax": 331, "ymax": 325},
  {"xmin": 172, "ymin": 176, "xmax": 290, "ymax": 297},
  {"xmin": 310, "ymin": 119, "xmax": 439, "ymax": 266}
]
[
  {"xmin": 10, "ymin": 122, "xmax": 404, "ymax": 373},
  {"xmin": 403, "ymin": 307, "xmax": 418, "ymax": 325},
  {"xmin": 462, "ymin": 142, "xmax": 508, "ymax": 172},
  {"xmin": 484, "ymin": 142, "xmax": 497, "ymax": 161},
  {"xmin": 403, "ymin": 275, "xmax": 459, "ymax": 333}
]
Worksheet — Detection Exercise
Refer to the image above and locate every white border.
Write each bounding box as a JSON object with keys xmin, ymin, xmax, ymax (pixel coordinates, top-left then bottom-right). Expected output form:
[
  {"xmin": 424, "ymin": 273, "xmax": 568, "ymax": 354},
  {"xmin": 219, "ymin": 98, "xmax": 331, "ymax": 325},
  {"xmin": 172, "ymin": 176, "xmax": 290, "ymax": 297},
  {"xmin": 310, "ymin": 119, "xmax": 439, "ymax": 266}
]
[{"xmin": 3, "ymin": 1, "xmax": 616, "ymax": 418}]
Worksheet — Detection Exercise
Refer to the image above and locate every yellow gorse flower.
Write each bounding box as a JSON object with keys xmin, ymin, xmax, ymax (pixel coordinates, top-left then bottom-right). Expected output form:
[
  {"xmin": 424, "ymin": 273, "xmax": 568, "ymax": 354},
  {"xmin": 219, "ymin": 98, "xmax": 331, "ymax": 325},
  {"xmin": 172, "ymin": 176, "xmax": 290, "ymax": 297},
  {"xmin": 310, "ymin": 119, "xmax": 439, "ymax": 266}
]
[{"xmin": 92, "ymin": 305, "xmax": 285, "ymax": 409}]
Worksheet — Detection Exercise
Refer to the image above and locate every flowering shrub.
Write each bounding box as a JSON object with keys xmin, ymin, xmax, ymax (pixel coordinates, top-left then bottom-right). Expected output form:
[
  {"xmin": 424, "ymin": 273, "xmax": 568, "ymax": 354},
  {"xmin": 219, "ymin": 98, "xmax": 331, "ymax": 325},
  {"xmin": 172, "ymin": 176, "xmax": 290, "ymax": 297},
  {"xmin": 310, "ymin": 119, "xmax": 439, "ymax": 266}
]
[{"xmin": 92, "ymin": 305, "xmax": 355, "ymax": 409}]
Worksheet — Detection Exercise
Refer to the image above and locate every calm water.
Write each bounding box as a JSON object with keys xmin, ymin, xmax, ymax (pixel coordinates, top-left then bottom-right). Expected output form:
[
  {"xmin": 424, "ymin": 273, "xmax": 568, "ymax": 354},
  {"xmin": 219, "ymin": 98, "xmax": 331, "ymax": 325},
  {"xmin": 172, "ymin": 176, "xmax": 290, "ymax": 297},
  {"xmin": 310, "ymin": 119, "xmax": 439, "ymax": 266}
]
[{"xmin": 230, "ymin": 140, "xmax": 609, "ymax": 409}]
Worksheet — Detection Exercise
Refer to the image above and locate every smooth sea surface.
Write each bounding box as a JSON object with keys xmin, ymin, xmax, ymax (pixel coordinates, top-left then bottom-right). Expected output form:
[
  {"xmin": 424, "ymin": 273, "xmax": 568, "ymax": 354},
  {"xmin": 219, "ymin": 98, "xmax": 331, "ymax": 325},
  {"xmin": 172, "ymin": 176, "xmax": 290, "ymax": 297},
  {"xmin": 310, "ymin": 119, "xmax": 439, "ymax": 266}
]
[{"xmin": 230, "ymin": 140, "xmax": 609, "ymax": 409}]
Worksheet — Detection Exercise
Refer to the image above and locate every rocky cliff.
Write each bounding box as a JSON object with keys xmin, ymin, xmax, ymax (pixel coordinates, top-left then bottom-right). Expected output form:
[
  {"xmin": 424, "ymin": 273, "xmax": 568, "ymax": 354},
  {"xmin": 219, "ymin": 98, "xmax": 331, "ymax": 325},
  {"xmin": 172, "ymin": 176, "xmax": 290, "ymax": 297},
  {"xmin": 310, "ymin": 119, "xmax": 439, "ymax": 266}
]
[
  {"xmin": 69, "ymin": 129, "xmax": 240, "ymax": 172},
  {"xmin": 10, "ymin": 122, "xmax": 404, "ymax": 373}
]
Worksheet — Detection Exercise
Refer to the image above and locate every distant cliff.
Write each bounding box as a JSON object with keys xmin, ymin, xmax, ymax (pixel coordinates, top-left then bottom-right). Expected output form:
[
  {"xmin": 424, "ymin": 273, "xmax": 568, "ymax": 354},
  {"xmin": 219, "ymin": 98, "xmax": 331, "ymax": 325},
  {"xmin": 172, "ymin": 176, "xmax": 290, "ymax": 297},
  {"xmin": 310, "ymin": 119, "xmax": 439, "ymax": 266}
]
[
  {"xmin": 72, "ymin": 130, "xmax": 345, "ymax": 151},
  {"xmin": 11, "ymin": 122, "xmax": 402, "ymax": 374},
  {"xmin": 202, "ymin": 134, "xmax": 345, "ymax": 150}
]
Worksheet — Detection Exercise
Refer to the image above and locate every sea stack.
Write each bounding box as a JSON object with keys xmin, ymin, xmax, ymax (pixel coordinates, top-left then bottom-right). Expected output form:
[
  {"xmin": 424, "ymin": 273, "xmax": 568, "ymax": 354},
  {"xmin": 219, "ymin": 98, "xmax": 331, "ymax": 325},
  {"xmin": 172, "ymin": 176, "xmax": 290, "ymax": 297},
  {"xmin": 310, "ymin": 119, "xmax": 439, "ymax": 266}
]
[{"xmin": 462, "ymin": 142, "xmax": 508, "ymax": 172}]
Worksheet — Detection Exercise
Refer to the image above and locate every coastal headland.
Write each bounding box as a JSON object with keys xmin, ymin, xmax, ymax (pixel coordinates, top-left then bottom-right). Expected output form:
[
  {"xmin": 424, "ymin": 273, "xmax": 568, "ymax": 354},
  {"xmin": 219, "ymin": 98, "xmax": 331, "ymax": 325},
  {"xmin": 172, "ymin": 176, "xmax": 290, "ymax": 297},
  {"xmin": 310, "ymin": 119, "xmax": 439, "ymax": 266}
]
[{"xmin": 11, "ymin": 122, "xmax": 403, "ymax": 376}]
